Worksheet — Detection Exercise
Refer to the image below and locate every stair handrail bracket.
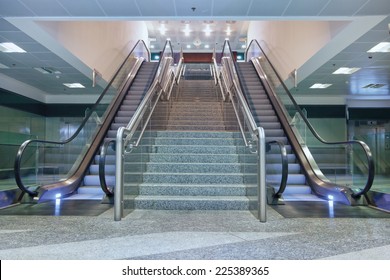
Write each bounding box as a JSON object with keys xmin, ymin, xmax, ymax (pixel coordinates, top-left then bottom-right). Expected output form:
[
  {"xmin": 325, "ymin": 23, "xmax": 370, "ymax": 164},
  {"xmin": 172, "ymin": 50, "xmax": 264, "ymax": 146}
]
[
  {"xmin": 220, "ymin": 40, "xmax": 268, "ymax": 222},
  {"xmin": 114, "ymin": 40, "xmax": 174, "ymax": 221},
  {"xmin": 247, "ymin": 39, "xmax": 375, "ymax": 202},
  {"xmin": 14, "ymin": 40, "xmax": 151, "ymax": 201}
]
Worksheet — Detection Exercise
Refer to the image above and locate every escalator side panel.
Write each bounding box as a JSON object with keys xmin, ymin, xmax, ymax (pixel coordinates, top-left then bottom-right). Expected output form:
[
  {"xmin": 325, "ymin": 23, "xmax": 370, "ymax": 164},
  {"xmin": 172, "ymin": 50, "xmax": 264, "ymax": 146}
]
[{"xmin": 37, "ymin": 62, "xmax": 158, "ymax": 201}]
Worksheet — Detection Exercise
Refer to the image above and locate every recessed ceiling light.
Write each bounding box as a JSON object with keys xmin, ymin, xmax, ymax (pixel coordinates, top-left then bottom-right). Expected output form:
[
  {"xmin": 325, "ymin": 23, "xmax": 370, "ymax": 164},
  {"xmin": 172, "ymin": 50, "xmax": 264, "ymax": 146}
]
[
  {"xmin": 310, "ymin": 83, "xmax": 332, "ymax": 89},
  {"xmin": 159, "ymin": 24, "xmax": 167, "ymax": 35},
  {"xmin": 63, "ymin": 83, "xmax": 85, "ymax": 88},
  {"xmin": 183, "ymin": 24, "xmax": 191, "ymax": 36},
  {"xmin": 204, "ymin": 25, "xmax": 212, "ymax": 36},
  {"xmin": 0, "ymin": 42, "xmax": 26, "ymax": 53},
  {"xmin": 204, "ymin": 44, "xmax": 210, "ymax": 49},
  {"xmin": 186, "ymin": 44, "xmax": 191, "ymax": 49},
  {"xmin": 367, "ymin": 42, "xmax": 390, "ymax": 53},
  {"xmin": 332, "ymin": 67, "xmax": 360, "ymax": 74},
  {"xmin": 226, "ymin": 26, "xmax": 231, "ymax": 36}
]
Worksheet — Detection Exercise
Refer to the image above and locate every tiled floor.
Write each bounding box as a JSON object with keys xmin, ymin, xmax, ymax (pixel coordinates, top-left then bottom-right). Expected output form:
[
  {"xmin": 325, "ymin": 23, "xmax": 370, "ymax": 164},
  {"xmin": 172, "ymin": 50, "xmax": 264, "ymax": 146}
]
[{"xmin": 0, "ymin": 202, "xmax": 389, "ymax": 260}]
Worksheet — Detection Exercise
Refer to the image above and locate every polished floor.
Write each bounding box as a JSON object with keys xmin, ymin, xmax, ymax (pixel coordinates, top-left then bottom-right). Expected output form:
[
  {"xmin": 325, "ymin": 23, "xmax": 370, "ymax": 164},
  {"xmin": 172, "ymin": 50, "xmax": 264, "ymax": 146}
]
[{"xmin": 0, "ymin": 200, "xmax": 389, "ymax": 260}]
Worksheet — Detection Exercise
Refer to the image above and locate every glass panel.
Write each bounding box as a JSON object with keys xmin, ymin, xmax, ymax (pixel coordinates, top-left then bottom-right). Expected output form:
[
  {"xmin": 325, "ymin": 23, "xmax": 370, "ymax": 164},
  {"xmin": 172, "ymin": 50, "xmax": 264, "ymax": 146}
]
[
  {"xmin": 0, "ymin": 131, "xmax": 37, "ymax": 191},
  {"xmin": 221, "ymin": 41, "xmax": 260, "ymax": 218},
  {"xmin": 352, "ymin": 125, "xmax": 390, "ymax": 194},
  {"xmin": 120, "ymin": 41, "xmax": 174, "ymax": 213}
]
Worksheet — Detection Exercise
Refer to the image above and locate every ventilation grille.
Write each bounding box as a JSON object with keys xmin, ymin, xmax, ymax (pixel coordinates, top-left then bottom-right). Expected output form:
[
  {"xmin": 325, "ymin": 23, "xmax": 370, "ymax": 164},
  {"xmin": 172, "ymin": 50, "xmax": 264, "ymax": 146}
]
[{"xmin": 362, "ymin": 83, "xmax": 386, "ymax": 89}]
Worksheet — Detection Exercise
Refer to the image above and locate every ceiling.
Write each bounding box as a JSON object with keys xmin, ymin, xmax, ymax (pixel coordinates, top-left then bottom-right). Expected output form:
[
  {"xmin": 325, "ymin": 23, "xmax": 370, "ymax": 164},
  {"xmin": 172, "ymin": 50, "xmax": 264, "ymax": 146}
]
[
  {"xmin": 146, "ymin": 20, "xmax": 249, "ymax": 53},
  {"xmin": 0, "ymin": 0, "xmax": 390, "ymax": 104}
]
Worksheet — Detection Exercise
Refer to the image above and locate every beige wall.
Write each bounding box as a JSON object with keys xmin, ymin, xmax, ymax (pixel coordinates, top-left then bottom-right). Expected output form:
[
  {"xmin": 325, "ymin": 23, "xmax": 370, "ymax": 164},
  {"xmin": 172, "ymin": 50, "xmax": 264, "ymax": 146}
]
[
  {"xmin": 38, "ymin": 21, "xmax": 148, "ymax": 81},
  {"xmin": 247, "ymin": 21, "xmax": 348, "ymax": 81}
]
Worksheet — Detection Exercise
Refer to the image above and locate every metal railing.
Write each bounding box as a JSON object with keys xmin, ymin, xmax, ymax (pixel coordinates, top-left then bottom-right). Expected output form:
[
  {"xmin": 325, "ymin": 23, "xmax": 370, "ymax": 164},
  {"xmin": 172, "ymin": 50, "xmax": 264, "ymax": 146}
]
[
  {"xmin": 113, "ymin": 40, "xmax": 174, "ymax": 220},
  {"xmin": 14, "ymin": 40, "xmax": 150, "ymax": 200},
  {"xmin": 246, "ymin": 39, "xmax": 375, "ymax": 201},
  {"xmin": 219, "ymin": 40, "xmax": 267, "ymax": 222}
]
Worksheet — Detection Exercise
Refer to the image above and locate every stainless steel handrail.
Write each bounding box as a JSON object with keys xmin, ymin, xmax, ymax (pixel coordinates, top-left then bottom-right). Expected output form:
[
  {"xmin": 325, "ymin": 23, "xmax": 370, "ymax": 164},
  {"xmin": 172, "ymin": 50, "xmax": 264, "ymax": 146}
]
[
  {"xmin": 220, "ymin": 40, "xmax": 267, "ymax": 222},
  {"xmin": 114, "ymin": 40, "xmax": 174, "ymax": 220},
  {"xmin": 247, "ymin": 39, "xmax": 375, "ymax": 199}
]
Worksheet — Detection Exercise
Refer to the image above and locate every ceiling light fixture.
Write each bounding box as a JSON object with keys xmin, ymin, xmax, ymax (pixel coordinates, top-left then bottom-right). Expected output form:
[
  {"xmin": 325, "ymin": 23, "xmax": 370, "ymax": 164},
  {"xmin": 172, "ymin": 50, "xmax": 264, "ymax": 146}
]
[
  {"xmin": 63, "ymin": 83, "xmax": 85, "ymax": 89},
  {"xmin": 183, "ymin": 24, "xmax": 191, "ymax": 37},
  {"xmin": 367, "ymin": 42, "xmax": 390, "ymax": 53},
  {"xmin": 204, "ymin": 25, "xmax": 212, "ymax": 36},
  {"xmin": 310, "ymin": 83, "xmax": 332, "ymax": 89},
  {"xmin": 226, "ymin": 26, "xmax": 231, "ymax": 36},
  {"xmin": 159, "ymin": 24, "xmax": 167, "ymax": 35},
  {"xmin": 332, "ymin": 67, "xmax": 360, "ymax": 74},
  {"xmin": 0, "ymin": 42, "xmax": 26, "ymax": 53}
]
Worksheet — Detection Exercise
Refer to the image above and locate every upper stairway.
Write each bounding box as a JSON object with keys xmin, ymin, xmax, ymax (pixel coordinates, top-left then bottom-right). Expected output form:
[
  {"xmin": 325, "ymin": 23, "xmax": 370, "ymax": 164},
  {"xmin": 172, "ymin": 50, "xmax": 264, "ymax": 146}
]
[{"xmin": 123, "ymin": 65, "xmax": 255, "ymax": 210}]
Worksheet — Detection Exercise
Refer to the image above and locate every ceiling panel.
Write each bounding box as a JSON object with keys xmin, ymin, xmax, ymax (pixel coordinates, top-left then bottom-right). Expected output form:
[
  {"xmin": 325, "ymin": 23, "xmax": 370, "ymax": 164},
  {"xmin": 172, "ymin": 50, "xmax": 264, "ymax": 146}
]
[
  {"xmin": 213, "ymin": 0, "xmax": 252, "ymax": 17},
  {"xmin": 31, "ymin": 52, "xmax": 60, "ymax": 61},
  {"xmin": 342, "ymin": 42, "xmax": 376, "ymax": 53},
  {"xmin": 283, "ymin": 0, "xmax": 330, "ymax": 16},
  {"xmin": 135, "ymin": 0, "xmax": 176, "ymax": 17},
  {"xmin": 0, "ymin": 53, "xmax": 19, "ymax": 68},
  {"xmin": 0, "ymin": 19, "xmax": 20, "ymax": 31},
  {"xmin": 319, "ymin": 0, "xmax": 368, "ymax": 16},
  {"xmin": 57, "ymin": 0, "xmax": 105, "ymax": 17},
  {"xmin": 371, "ymin": 15, "xmax": 390, "ymax": 30},
  {"xmin": 356, "ymin": 0, "xmax": 390, "ymax": 16},
  {"xmin": 356, "ymin": 30, "xmax": 390, "ymax": 42},
  {"xmin": 0, "ymin": 31, "xmax": 35, "ymax": 42},
  {"xmin": 175, "ymin": 0, "xmax": 212, "ymax": 17},
  {"xmin": 16, "ymin": 42, "xmax": 50, "ymax": 53},
  {"xmin": 5, "ymin": 53, "xmax": 42, "ymax": 67},
  {"xmin": 97, "ymin": 0, "xmax": 140, "ymax": 17},
  {"xmin": 0, "ymin": 0, "xmax": 34, "ymax": 17},
  {"xmin": 20, "ymin": 0, "xmax": 70, "ymax": 17},
  {"xmin": 247, "ymin": 0, "xmax": 290, "ymax": 17}
]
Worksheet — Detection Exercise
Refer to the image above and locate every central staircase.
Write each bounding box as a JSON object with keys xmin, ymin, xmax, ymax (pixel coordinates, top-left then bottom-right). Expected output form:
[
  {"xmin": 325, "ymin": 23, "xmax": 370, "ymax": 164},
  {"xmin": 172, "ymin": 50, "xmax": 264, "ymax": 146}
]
[{"xmin": 124, "ymin": 75, "xmax": 256, "ymax": 210}]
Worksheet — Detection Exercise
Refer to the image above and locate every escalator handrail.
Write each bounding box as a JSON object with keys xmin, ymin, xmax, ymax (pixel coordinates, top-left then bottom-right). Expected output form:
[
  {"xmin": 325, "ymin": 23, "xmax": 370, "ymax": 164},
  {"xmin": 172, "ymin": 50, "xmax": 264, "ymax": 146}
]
[
  {"xmin": 267, "ymin": 140, "xmax": 288, "ymax": 197},
  {"xmin": 14, "ymin": 40, "xmax": 150, "ymax": 196},
  {"xmin": 247, "ymin": 39, "xmax": 375, "ymax": 198},
  {"xmin": 99, "ymin": 139, "xmax": 115, "ymax": 197}
]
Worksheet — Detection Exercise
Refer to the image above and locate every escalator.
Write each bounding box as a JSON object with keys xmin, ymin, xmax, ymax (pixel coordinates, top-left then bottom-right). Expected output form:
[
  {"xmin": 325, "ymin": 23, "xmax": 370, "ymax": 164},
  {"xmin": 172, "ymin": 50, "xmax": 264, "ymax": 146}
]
[
  {"xmin": 235, "ymin": 62, "xmax": 314, "ymax": 201},
  {"xmin": 13, "ymin": 40, "xmax": 169, "ymax": 203},
  {"xmin": 220, "ymin": 39, "xmax": 375, "ymax": 207},
  {"xmin": 75, "ymin": 62, "xmax": 157, "ymax": 199}
]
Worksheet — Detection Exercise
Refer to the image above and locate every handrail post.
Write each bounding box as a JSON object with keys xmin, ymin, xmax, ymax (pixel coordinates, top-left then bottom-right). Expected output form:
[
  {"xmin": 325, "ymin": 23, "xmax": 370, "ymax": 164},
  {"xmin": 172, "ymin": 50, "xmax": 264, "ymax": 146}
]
[
  {"xmin": 257, "ymin": 127, "xmax": 267, "ymax": 223},
  {"xmin": 114, "ymin": 127, "xmax": 125, "ymax": 221}
]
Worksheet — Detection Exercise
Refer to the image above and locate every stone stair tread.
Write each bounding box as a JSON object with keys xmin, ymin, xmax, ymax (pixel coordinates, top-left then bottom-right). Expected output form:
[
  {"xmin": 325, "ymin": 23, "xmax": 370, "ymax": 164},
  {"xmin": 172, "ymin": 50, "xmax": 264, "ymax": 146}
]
[
  {"xmin": 133, "ymin": 182, "xmax": 254, "ymax": 187},
  {"xmin": 134, "ymin": 195, "xmax": 250, "ymax": 201}
]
